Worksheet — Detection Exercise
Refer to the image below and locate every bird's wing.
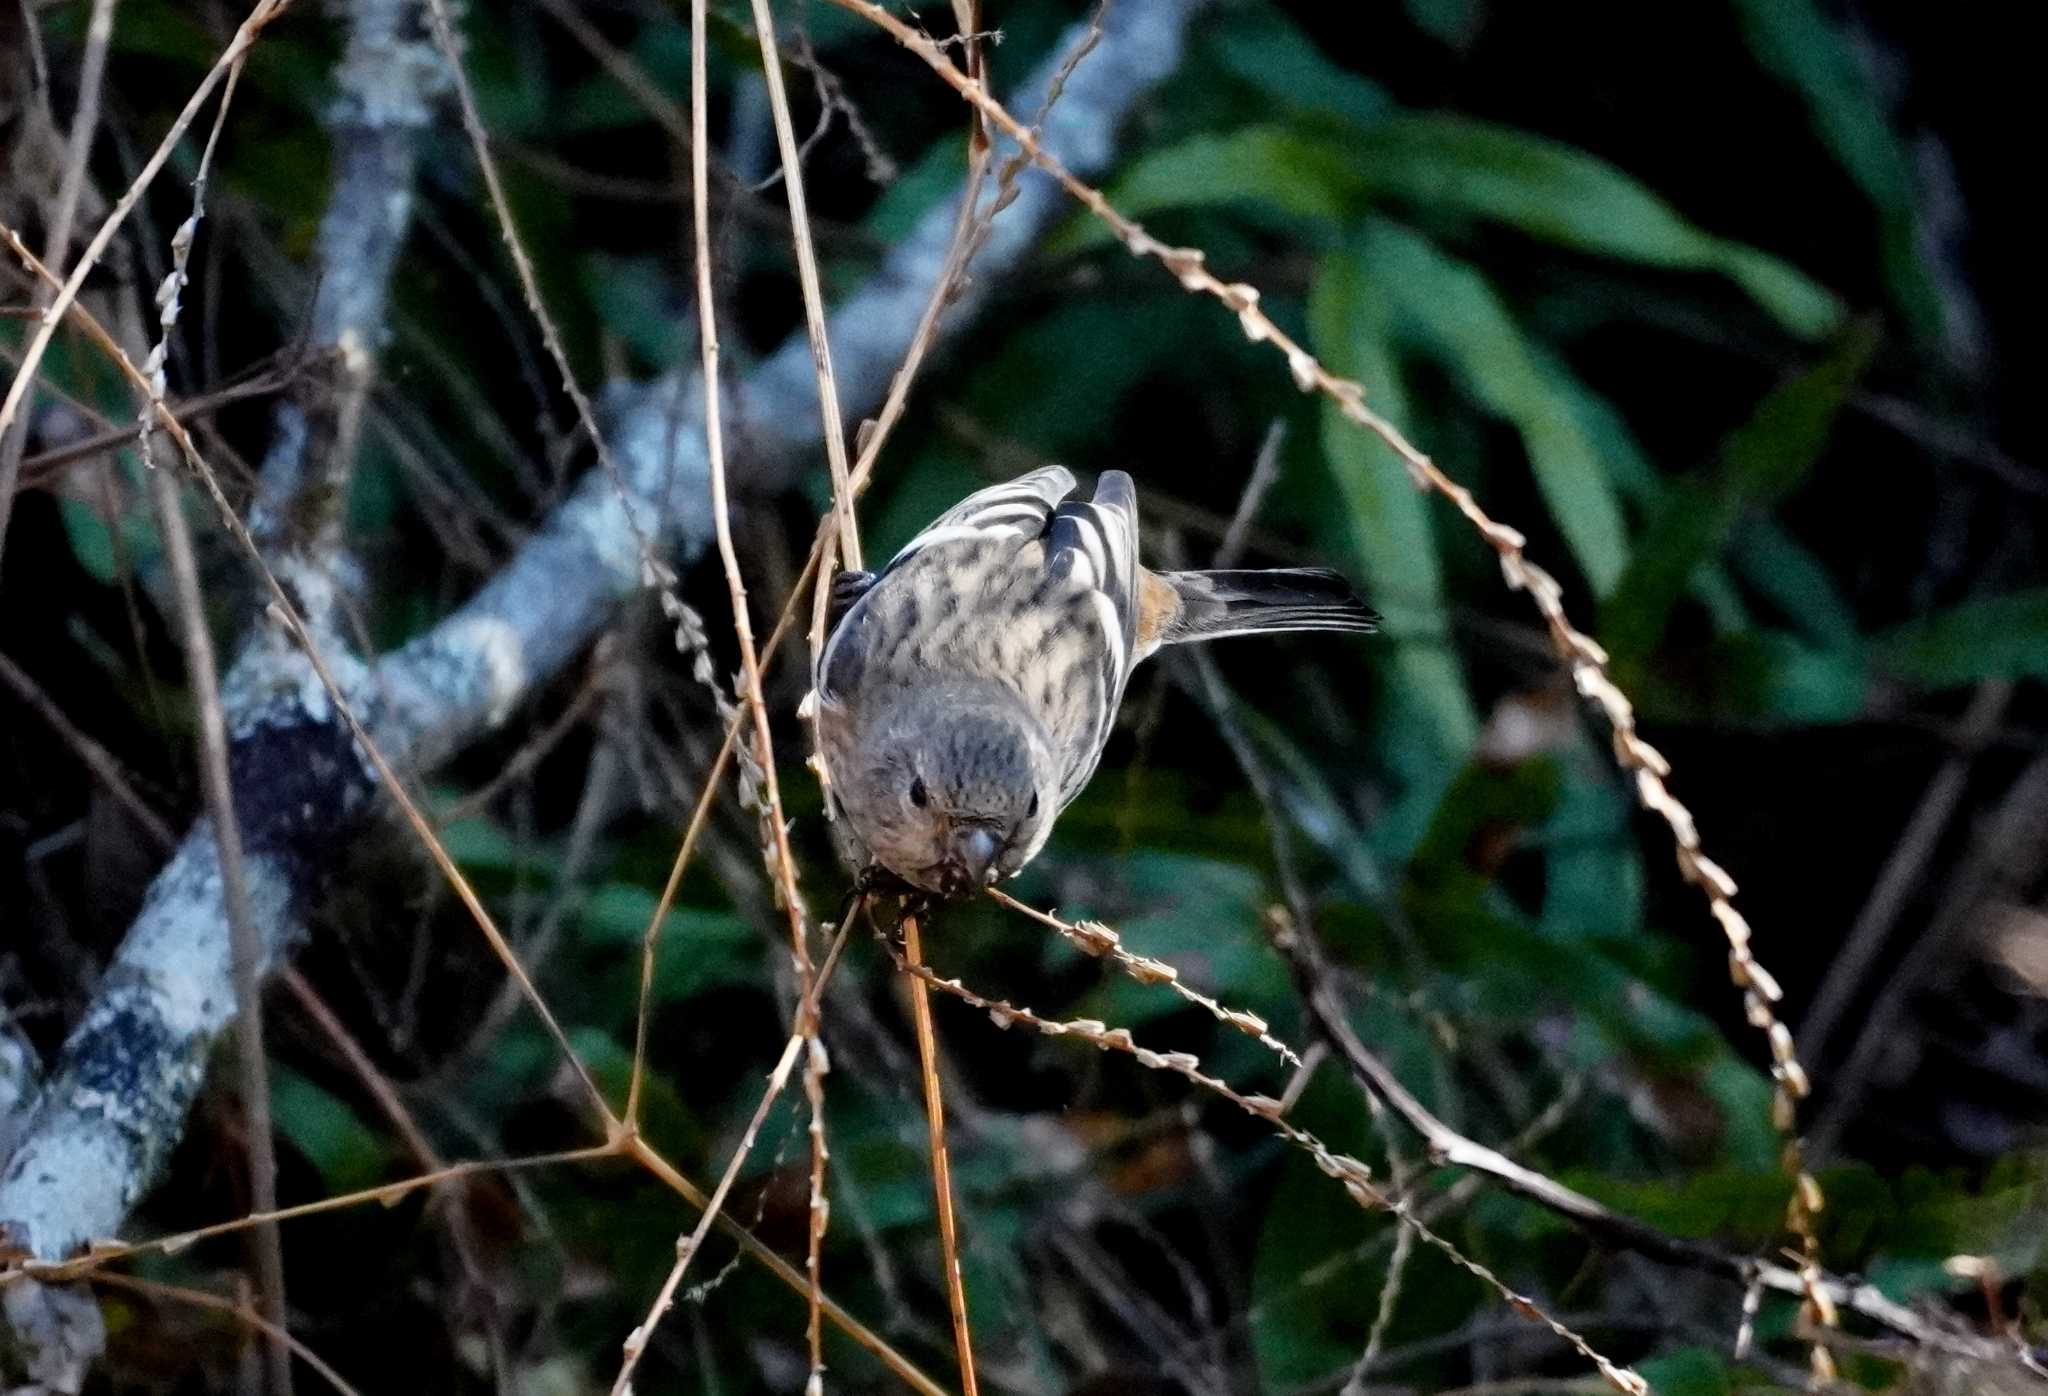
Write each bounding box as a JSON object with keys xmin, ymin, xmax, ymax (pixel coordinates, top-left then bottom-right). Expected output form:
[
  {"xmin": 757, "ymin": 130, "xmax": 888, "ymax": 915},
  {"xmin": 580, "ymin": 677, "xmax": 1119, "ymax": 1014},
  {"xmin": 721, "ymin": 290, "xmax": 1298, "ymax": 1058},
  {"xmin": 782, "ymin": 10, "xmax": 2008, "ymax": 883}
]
[
  {"xmin": 883, "ymin": 464, "xmax": 1077, "ymax": 570},
  {"xmin": 818, "ymin": 466, "xmax": 1077, "ymax": 705},
  {"xmin": 1044, "ymin": 469, "xmax": 1142, "ymax": 776}
]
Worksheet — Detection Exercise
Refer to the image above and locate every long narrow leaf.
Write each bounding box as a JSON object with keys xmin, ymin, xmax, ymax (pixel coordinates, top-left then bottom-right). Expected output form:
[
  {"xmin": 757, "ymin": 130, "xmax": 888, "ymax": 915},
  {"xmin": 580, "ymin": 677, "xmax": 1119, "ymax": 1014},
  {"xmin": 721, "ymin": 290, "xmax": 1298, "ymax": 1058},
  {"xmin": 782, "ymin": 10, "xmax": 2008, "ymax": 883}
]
[
  {"xmin": 1601, "ymin": 326, "xmax": 1876, "ymax": 668},
  {"xmin": 1310, "ymin": 231, "xmax": 1479, "ymax": 799},
  {"xmin": 1365, "ymin": 221, "xmax": 1631, "ymax": 596}
]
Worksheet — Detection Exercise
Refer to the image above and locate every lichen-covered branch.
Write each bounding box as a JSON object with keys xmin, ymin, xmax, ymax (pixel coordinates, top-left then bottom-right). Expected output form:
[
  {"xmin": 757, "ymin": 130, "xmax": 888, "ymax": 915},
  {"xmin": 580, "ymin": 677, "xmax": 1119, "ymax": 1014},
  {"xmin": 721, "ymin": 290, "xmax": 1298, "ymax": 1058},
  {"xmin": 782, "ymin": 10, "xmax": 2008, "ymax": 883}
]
[
  {"xmin": 0, "ymin": 0, "xmax": 1203, "ymax": 1267},
  {"xmin": 378, "ymin": 0, "xmax": 1204, "ymax": 764},
  {"xmin": 0, "ymin": 1013, "xmax": 36, "ymax": 1161},
  {"xmin": 252, "ymin": 0, "xmax": 445, "ymax": 565}
]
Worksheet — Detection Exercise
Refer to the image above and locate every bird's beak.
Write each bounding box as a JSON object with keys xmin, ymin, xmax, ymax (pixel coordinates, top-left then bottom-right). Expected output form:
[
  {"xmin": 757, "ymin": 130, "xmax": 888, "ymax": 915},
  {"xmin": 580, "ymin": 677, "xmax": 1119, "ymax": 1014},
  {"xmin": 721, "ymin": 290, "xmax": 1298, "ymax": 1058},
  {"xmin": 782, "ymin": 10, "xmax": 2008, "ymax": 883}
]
[{"xmin": 949, "ymin": 826, "xmax": 1001, "ymax": 893}]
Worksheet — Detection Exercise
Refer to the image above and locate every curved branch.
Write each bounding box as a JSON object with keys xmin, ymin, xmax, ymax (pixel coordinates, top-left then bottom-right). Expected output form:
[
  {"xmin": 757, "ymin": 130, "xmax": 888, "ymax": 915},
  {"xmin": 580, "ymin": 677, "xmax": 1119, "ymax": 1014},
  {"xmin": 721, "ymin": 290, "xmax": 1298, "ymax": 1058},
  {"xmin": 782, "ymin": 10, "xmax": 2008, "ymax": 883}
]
[{"xmin": 0, "ymin": 0, "xmax": 1205, "ymax": 1269}]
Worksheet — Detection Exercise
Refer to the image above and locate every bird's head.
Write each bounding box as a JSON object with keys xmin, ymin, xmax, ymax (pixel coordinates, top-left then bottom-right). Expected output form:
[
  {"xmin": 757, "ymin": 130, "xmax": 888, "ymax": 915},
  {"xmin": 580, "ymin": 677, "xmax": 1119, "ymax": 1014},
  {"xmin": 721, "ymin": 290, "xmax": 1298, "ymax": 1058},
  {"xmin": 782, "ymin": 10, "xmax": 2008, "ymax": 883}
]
[{"xmin": 833, "ymin": 682, "xmax": 1057, "ymax": 897}]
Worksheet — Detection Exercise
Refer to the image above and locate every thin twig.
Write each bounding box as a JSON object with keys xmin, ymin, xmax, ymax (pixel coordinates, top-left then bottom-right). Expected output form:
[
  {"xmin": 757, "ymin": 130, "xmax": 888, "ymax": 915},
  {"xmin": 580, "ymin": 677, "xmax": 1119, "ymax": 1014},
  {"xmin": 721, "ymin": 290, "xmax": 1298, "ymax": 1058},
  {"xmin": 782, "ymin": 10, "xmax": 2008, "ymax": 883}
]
[
  {"xmin": 135, "ymin": 50, "xmax": 294, "ymax": 1396},
  {"xmin": 607, "ymin": 917, "xmax": 854, "ymax": 1396},
  {"xmin": 888, "ymin": 937, "xmax": 1647, "ymax": 1396},
  {"xmin": 277, "ymin": 968, "xmax": 437, "ymax": 1171},
  {"xmin": 741, "ymin": 7, "xmax": 857, "ymax": 1379},
  {"xmin": 1345, "ymin": 1087, "xmax": 1417, "ymax": 1396},
  {"xmin": 149, "ymin": 380, "xmax": 304, "ymax": 1395},
  {"xmin": 0, "ymin": 0, "xmax": 291, "ymax": 454},
  {"xmin": 0, "ymin": 224, "xmax": 619, "ymax": 1127},
  {"xmin": 0, "ymin": 650, "xmax": 177, "ymax": 851},
  {"xmin": 418, "ymin": 0, "xmax": 662, "ymax": 576},
  {"xmin": 634, "ymin": 2, "xmax": 844, "ymax": 1381},
  {"xmin": 1799, "ymin": 680, "xmax": 2012, "ymax": 1072},
  {"xmin": 901, "ymin": 910, "xmax": 980, "ymax": 1396},
  {"xmin": 0, "ymin": 0, "xmax": 120, "ymax": 572},
  {"xmin": 1258, "ymin": 903, "xmax": 1959, "ymax": 1356},
  {"xmin": 91, "ymin": 1274, "xmax": 361, "ymax": 1396},
  {"xmin": 1216, "ymin": 418, "xmax": 1285, "ymax": 568},
  {"xmin": 16, "ymin": 362, "xmax": 304, "ymax": 487},
  {"xmin": 14, "ymin": 1145, "xmax": 617, "ymax": 1279},
  {"xmin": 745, "ymin": 0, "xmax": 867, "ymax": 595},
  {"xmin": 45, "ymin": 0, "xmax": 120, "ymax": 271},
  {"xmin": 819, "ymin": 5, "xmax": 1838, "ymax": 1376},
  {"xmin": 986, "ymin": 886, "xmax": 1301, "ymax": 1067},
  {"xmin": 531, "ymin": 0, "xmax": 689, "ymax": 149},
  {"xmin": 620, "ymin": 1134, "xmax": 950, "ymax": 1396}
]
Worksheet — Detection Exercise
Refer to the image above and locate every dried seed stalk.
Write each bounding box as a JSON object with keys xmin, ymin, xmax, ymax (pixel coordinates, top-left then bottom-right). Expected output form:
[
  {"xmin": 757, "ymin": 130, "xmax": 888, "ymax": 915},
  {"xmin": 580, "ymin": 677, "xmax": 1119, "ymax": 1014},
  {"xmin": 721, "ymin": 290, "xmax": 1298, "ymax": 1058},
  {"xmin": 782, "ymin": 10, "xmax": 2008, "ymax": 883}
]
[{"xmin": 827, "ymin": 1, "xmax": 1833, "ymax": 1373}]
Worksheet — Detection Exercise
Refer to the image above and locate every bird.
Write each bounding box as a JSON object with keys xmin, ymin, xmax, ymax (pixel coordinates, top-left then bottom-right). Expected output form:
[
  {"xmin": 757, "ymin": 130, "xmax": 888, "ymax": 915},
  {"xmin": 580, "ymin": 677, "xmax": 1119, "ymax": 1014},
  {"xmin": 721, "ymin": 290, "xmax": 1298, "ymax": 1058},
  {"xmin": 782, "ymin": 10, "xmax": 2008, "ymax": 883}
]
[{"xmin": 809, "ymin": 465, "xmax": 1375, "ymax": 897}]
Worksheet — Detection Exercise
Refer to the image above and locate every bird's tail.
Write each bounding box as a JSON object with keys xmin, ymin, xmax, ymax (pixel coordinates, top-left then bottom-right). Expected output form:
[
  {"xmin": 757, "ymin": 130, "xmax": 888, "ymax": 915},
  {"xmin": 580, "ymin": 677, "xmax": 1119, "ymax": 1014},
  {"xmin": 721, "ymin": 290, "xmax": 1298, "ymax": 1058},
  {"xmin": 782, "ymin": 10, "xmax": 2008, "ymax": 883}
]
[{"xmin": 1154, "ymin": 568, "xmax": 1378, "ymax": 646}]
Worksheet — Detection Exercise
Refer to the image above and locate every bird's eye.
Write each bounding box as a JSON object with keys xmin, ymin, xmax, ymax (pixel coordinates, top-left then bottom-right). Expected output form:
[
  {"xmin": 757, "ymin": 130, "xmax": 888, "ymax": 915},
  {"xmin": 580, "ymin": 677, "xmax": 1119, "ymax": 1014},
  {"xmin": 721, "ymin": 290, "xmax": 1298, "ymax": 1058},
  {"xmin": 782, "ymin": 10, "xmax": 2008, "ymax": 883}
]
[
  {"xmin": 909, "ymin": 777, "xmax": 929, "ymax": 808},
  {"xmin": 1027, "ymin": 792, "xmax": 1040, "ymax": 817}
]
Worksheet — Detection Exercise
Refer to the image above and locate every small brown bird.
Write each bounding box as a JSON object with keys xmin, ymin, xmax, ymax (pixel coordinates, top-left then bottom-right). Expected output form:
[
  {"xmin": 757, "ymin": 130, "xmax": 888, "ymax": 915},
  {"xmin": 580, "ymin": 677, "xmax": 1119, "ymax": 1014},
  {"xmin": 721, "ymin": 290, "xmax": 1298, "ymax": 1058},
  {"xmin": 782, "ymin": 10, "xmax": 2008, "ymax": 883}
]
[{"xmin": 811, "ymin": 466, "xmax": 1375, "ymax": 896}]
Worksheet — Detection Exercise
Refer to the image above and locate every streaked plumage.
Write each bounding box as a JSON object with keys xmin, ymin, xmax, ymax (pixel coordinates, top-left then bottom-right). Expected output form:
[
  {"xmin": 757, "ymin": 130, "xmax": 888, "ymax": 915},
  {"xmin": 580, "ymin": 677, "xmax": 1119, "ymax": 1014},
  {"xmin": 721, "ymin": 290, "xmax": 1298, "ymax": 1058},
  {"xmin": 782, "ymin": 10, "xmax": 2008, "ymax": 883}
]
[{"xmin": 813, "ymin": 466, "xmax": 1375, "ymax": 896}]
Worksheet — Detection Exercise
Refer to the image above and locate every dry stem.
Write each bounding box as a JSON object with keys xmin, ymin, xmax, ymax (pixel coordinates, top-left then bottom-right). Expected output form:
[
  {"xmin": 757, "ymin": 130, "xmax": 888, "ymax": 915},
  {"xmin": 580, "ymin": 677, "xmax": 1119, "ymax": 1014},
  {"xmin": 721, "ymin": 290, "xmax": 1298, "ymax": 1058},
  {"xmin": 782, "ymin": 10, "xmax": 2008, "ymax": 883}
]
[
  {"xmin": 130, "ymin": 51, "xmax": 294, "ymax": 1395},
  {"xmin": 1, "ymin": 226, "xmax": 618, "ymax": 1127},
  {"xmin": 0, "ymin": 0, "xmax": 291, "ymax": 449},
  {"xmin": 888, "ymin": 934, "xmax": 1647, "ymax": 1396},
  {"xmin": 901, "ymin": 911, "xmax": 980, "ymax": 1396},
  {"xmin": 748, "ymin": 0, "xmax": 862, "ymax": 576},
  {"xmin": 987, "ymin": 886, "xmax": 1302, "ymax": 1067},
  {"xmin": 607, "ymin": 919, "xmax": 854, "ymax": 1396},
  {"xmin": 90, "ymin": 1275, "xmax": 360, "ymax": 1396},
  {"xmin": 823, "ymin": 0, "xmax": 1837, "ymax": 1376},
  {"xmin": 0, "ymin": 0, "xmax": 120, "ymax": 572}
]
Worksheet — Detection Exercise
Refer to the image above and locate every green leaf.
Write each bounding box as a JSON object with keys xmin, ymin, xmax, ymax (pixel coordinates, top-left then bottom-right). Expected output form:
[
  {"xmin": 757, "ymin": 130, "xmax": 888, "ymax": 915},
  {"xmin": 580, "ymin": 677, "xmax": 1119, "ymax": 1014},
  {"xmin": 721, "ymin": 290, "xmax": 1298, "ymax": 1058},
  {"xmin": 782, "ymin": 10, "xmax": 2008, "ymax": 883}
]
[
  {"xmin": 1237, "ymin": 705, "xmax": 1394, "ymax": 898},
  {"xmin": 1601, "ymin": 326, "xmax": 1877, "ymax": 668},
  {"xmin": 1207, "ymin": 10, "xmax": 1393, "ymax": 129},
  {"xmin": 1731, "ymin": 0, "xmax": 1944, "ymax": 343},
  {"xmin": 1636, "ymin": 1346, "xmax": 1733, "ymax": 1396},
  {"xmin": 438, "ymin": 813, "xmax": 525, "ymax": 871},
  {"xmin": 1408, "ymin": 758, "xmax": 1561, "ymax": 901},
  {"xmin": 577, "ymin": 883, "xmax": 760, "ymax": 1001},
  {"xmin": 1540, "ymin": 735, "xmax": 1643, "ymax": 944},
  {"xmin": 1542, "ymin": 349, "xmax": 1755, "ymax": 630},
  {"xmin": 1086, "ymin": 113, "xmax": 1840, "ymax": 341},
  {"xmin": 1074, "ymin": 853, "xmax": 1293, "ymax": 1050},
  {"xmin": 1348, "ymin": 116, "xmax": 1845, "ymax": 339},
  {"xmin": 1700, "ymin": 631, "xmax": 1869, "ymax": 724},
  {"xmin": 863, "ymin": 140, "xmax": 966, "ymax": 245},
  {"xmin": 271, "ymin": 1065, "xmax": 392, "ymax": 1194},
  {"xmin": 1577, "ymin": 1167, "xmax": 1790, "ymax": 1247},
  {"xmin": 462, "ymin": 14, "xmax": 554, "ymax": 139},
  {"xmin": 1699, "ymin": 1054, "xmax": 1780, "ymax": 1173},
  {"xmin": 1364, "ymin": 221, "xmax": 1631, "ymax": 595},
  {"xmin": 1727, "ymin": 517, "xmax": 1861, "ymax": 648},
  {"xmin": 580, "ymin": 253, "xmax": 685, "ymax": 371},
  {"xmin": 59, "ymin": 496, "xmax": 121, "ymax": 585},
  {"xmin": 1091, "ymin": 125, "xmax": 1363, "ymax": 235},
  {"xmin": 1403, "ymin": 0, "xmax": 1482, "ymax": 49},
  {"xmin": 1875, "ymin": 590, "xmax": 2048, "ymax": 687},
  {"xmin": 1546, "ymin": 354, "xmax": 1662, "ymax": 506},
  {"xmin": 57, "ymin": 459, "xmax": 158, "ymax": 585},
  {"xmin": 1309, "ymin": 228, "xmax": 1478, "ymax": 810},
  {"xmin": 1251, "ymin": 1154, "xmax": 1385, "ymax": 1387}
]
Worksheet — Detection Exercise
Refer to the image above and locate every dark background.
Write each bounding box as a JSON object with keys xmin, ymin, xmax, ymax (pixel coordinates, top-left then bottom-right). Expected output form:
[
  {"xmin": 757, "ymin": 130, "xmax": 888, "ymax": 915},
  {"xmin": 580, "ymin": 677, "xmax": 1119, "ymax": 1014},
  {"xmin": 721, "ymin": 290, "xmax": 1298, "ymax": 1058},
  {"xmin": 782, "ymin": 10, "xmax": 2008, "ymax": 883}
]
[{"xmin": 4, "ymin": 0, "xmax": 2044, "ymax": 1391}]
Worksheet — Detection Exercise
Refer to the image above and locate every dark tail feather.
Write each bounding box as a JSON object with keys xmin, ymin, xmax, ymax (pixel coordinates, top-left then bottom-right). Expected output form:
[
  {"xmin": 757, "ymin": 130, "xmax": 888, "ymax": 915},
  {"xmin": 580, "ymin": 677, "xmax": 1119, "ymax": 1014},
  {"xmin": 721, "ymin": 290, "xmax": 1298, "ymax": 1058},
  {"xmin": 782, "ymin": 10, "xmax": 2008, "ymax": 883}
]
[{"xmin": 1158, "ymin": 568, "xmax": 1378, "ymax": 645}]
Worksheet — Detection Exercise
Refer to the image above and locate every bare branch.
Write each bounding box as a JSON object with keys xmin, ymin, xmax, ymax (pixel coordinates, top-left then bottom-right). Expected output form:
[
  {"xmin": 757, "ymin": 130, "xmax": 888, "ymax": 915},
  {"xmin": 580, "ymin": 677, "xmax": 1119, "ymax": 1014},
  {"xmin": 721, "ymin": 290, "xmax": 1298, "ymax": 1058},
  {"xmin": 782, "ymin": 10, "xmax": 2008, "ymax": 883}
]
[
  {"xmin": 0, "ymin": 1011, "xmax": 36, "ymax": 1160},
  {"xmin": 377, "ymin": 0, "xmax": 1205, "ymax": 765},
  {"xmin": 0, "ymin": 0, "xmax": 290, "ymax": 450},
  {"xmin": 252, "ymin": 0, "xmax": 446, "ymax": 563},
  {"xmin": 819, "ymin": 1, "xmax": 1842, "ymax": 1374},
  {"xmin": 0, "ymin": 0, "xmax": 117, "ymax": 576},
  {"xmin": 606, "ymin": 920, "xmax": 855, "ymax": 1395},
  {"xmin": 903, "ymin": 911, "xmax": 979, "ymax": 1395},
  {"xmin": 0, "ymin": 0, "xmax": 1202, "ymax": 1297}
]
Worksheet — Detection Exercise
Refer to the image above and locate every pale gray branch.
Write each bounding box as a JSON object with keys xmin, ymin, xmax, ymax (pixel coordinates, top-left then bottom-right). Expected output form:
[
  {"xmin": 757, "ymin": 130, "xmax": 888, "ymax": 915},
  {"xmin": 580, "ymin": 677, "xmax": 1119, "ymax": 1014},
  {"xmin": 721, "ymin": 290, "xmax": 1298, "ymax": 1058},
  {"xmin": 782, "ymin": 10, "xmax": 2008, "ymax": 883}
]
[{"xmin": 0, "ymin": 0, "xmax": 1204, "ymax": 1268}]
